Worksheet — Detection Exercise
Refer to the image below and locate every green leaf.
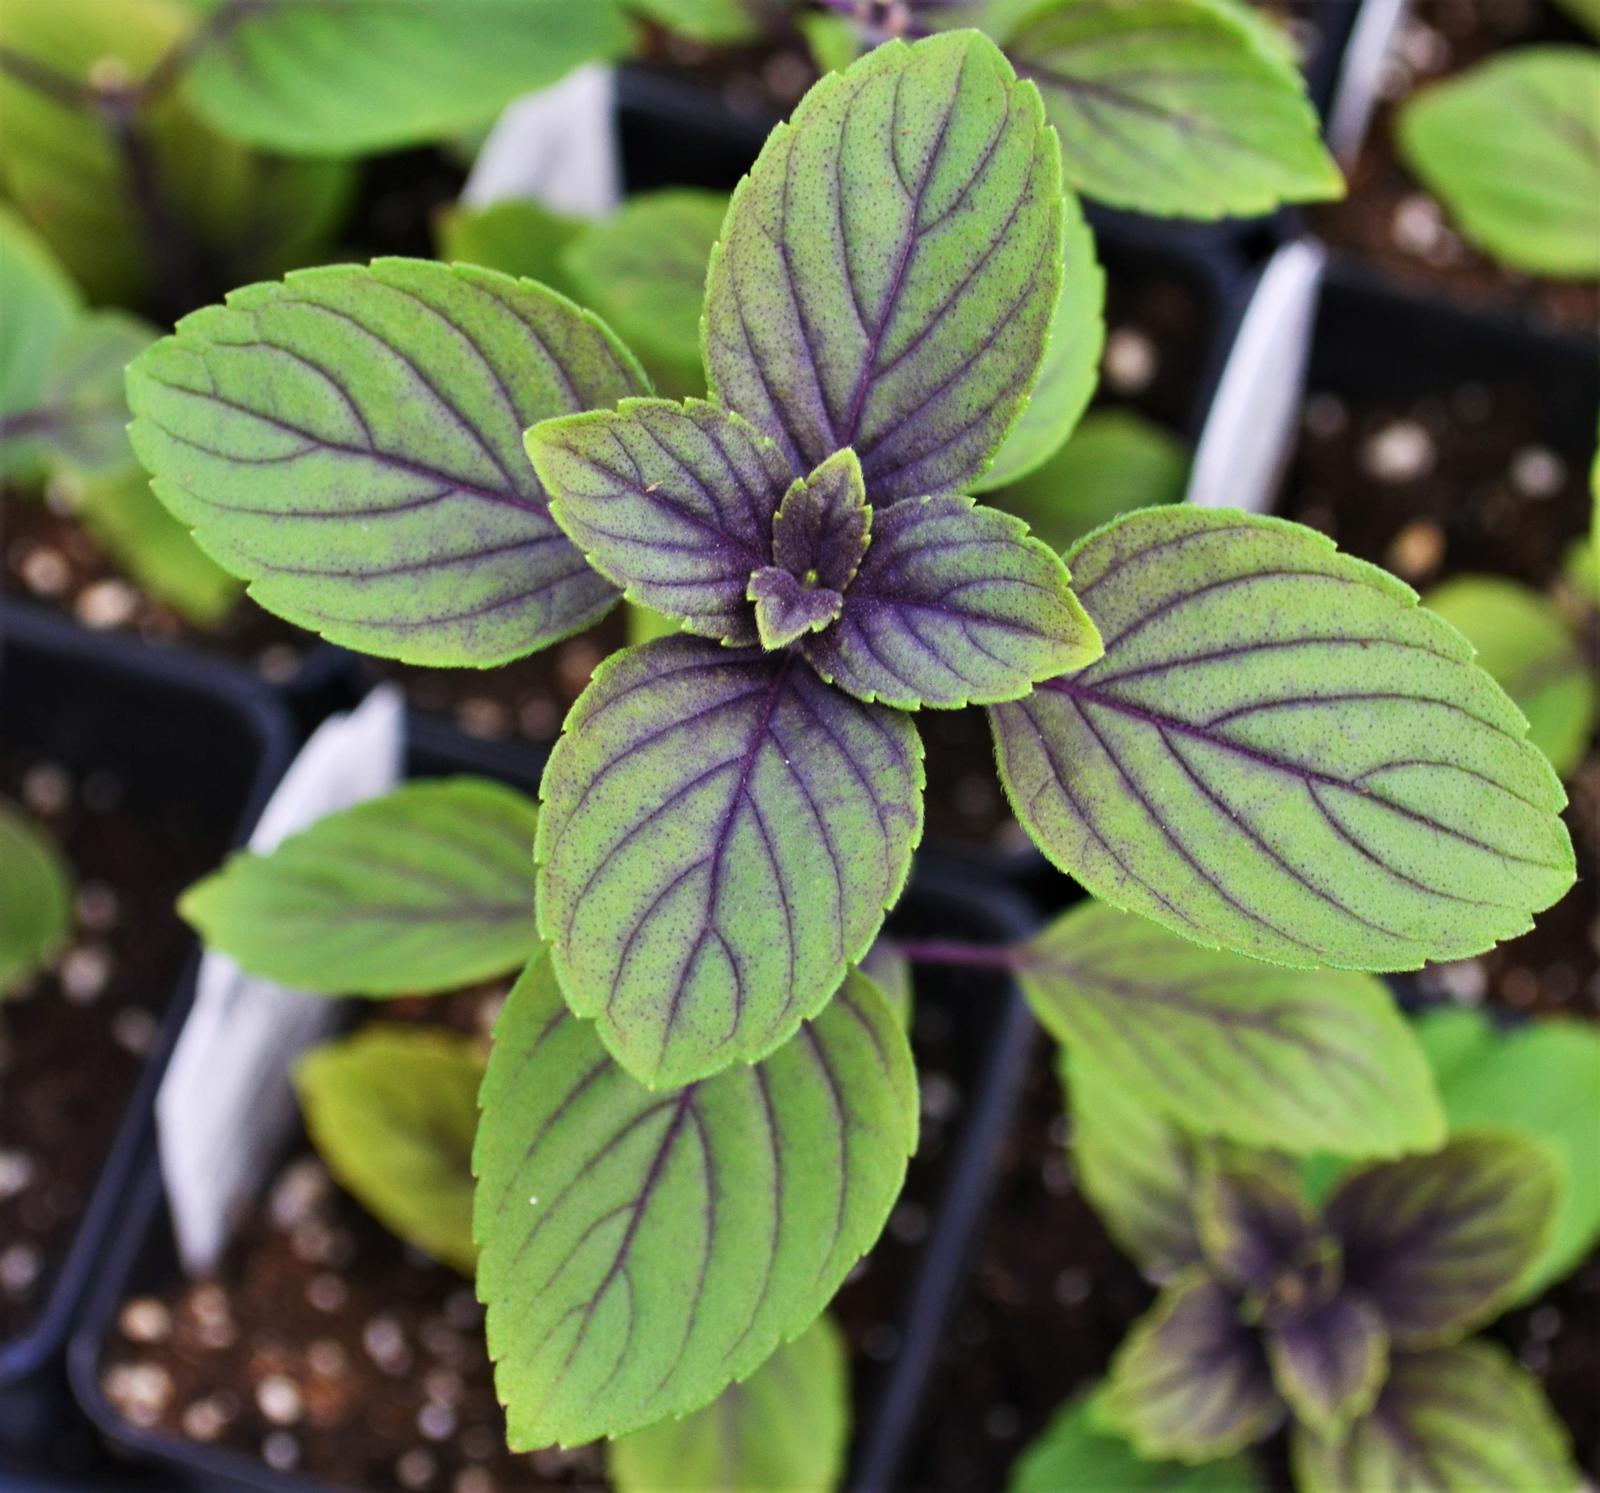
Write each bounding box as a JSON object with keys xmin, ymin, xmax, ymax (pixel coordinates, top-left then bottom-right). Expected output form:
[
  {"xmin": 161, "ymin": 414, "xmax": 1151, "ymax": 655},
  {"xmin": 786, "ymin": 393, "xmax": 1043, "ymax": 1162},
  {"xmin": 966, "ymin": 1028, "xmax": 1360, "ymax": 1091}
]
[
  {"xmin": 1019, "ymin": 899, "xmax": 1445, "ymax": 1156},
  {"xmin": 0, "ymin": 205, "xmax": 79, "ymax": 477},
  {"xmin": 860, "ymin": 936, "xmax": 913, "ymax": 1030},
  {"xmin": 0, "ymin": 799, "xmax": 74, "ymax": 998},
  {"xmin": 474, "ymin": 952, "xmax": 917, "ymax": 1447},
  {"xmin": 294, "ymin": 1027, "xmax": 482, "ymax": 1276},
  {"xmin": 1398, "ymin": 48, "xmax": 1600, "ymax": 278},
  {"xmin": 1104, "ymin": 1267, "xmax": 1284, "ymax": 1462},
  {"xmin": 1423, "ymin": 576, "xmax": 1594, "ymax": 780},
  {"xmin": 0, "ymin": 0, "xmax": 351, "ymax": 304},
  {"xmin": 991, "ymin": 506, "xmax": 1575, "ymax": 972},
  {"xmin": 704, "ymin": 30, "xmax": 1063, "ymax": 501},
  {"xmin": 1265, "ymin": 1293, "xmax": 1387, "ymax": 1438},
  {"xmin": 1010, "ymin": 1389, "xmax": 1265, "ymax": 1492},
  {"xmin": 1004, "ymin": 0, "xmax": 1343, "ymax": 219},
  {"xmin": 625, "ymin": 0, "xmax": 762, "ymax": 44},
  {"xmin": 1416, "ymin": 1007, "xmax": 1600, "ymax": 1300},
  {"xmin": 64, "ymin": 466, "xmax": 240, "ymax": 626},
  {"xmin": 435, "ymin": 198, "xmax": 583, "ymax": 290},
  {"xmin": 127, "ymin": 258, "xmax": 649, "ymax": 665},
  {"xmin": 967, "ymin": 185, "xmax": 1107, "ymax": 496},
  {"xmin": 181, "ymin": 0, "xmax": 632, "ymax": 155},
  {"xmin": 561, "ymin": 190, "xmax": 727, "ymax": 396},
  {"xmin": 803, "ymin": 495, "xmax": 1104, "ymax": 709},
  {"xmin": 971, "ymin": 189, "xmax": 1105, "ymax": 494},
  {"xmin": 1552, "ymin": 0, "xmax": 1600, "ymax": 39},
  {"xmin": 181, "ymin": 778, "xmax": 539, "ymax": 997},
  {"xmin": 536, "ymin": 634, "xmax": 923, "ymax": 1088},
  {"xmin": 609, "ymin": 1316, "xmax": 849, "ymax": 1493},
  {"xmin": 528, "ymin": 398, "xmax": 795, "ymax": 647},
  {"xmin": 31, "ymin": 312, "xmax": 154, "ymax": 476},
  {"xmin": 989, "ymin": 409, "xmax": 1191, "ymax": 557},
  {"xmin": 1063, "ymin": 1048, "xmax": 1204, "ymax": 1279},
  {"xmin": 1292, "ymin": 1341, "xmax": 1579, "ymax": 1493},
  {"xmin": 1324, "ymin": 1133, "xmax": 1561, "ymax": 1350},
  {"xmin": 798, "ymin": 11, "xmax": 860, "ymax": 77}
]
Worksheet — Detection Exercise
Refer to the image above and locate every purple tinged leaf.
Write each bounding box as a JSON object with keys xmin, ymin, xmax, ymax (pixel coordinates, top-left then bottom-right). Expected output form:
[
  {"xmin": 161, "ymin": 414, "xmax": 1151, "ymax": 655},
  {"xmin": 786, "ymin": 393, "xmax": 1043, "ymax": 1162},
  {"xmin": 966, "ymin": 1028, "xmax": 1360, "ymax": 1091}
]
[
  {"xmin": 535, "ymin": 634, "xmax": 924, "ymax": 1088},
  {"xmin": 703, "ymin": 31, "xmax": 1063, "ymax": 501},
  {"xmin": 125, "ymin": 259, "xmax": 648, "ymax": 666},
  {"xmin": 747, "ymin": 568, "xmax": 844, "ymax": 649},
  {"xmin": 1322, "ymin": 1133, "xmax": 1561, "ymax": 1349},
  {"xmin": 1104, "ymin": 1268, "xmax": 1285, "ymax": 1462},
  {"xmin": 1266, "ymin": 1293, "xmax": 1388, "ymax": 1437},
  {"xmin": 528, "ymin": 398, "xmax": 795, "ymax": 646},
  {"xmin": 990, "ymin": 506, "xmax": 1574, "ymax": 971},
  {"xmin": 803, "ymin": 495, "xmax": 1103, "ymax": 709},
  {"xmin": 1195, "ymin": 1165, "xmax": 1326, "ymax": 1297},
  {"xmin": 1291, "ymin": 1342, "xmax": 1579, "ymax": 1493},
  {"xmin": 770, "ymin": 447, "xmax": 872, "ymax": 593}
]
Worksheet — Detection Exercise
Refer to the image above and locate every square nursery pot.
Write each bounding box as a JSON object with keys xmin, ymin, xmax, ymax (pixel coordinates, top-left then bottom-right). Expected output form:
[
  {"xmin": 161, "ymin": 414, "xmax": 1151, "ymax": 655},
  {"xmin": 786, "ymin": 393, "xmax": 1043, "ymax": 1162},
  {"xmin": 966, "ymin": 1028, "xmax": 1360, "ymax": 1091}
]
[
  {"xmin": 68, "ymin": 707, "xmax": 1041, "ymax": 1492},
  {"xmin": 0, "ymin": 600, "xmax": 295, "ymax": 1480}
]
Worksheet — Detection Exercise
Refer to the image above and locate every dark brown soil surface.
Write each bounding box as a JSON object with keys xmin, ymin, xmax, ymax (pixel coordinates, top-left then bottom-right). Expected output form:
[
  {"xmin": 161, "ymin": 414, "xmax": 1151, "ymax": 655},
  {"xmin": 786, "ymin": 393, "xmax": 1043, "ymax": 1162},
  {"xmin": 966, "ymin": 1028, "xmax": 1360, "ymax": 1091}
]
[
  {"xmin": 1282, "ymin": 377, "xmax": 1593, "ymax": 594},
  {"xmin": 1311, "ymin": 0, "xmax": 1599, "ymax": 335},
  {"xmin": 99, "ymin": 906, "xmax": 1011, "ymax": 1490},
  {"xmin": 2, "ymin": 492, "xmax": 321, "ymax": 686},
  {"xmin": 0, "ymin": 751, "xmax": 212, "ymax": 1343}
]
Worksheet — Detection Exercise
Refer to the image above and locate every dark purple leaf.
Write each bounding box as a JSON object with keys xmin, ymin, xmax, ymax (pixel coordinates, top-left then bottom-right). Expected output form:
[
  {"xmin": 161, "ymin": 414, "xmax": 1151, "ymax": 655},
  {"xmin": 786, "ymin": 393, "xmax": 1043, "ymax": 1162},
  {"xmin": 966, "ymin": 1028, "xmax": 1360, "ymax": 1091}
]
[
  {"xmin": 1324, "ymin": 1133, "xmax": 1561, "ymax": 1349},
  {"xmin": 770, "ymin": 446, "xmax": 871, "ymax": 593},
  {"xmin": 803, "ymin": 495, "xmax": 1101, "ymax": 709},
  {"xmin": 748, "ymin": 567, "xmax": 844, "ymax": 649},
  {"xmin": 1266, "ymin": 1292, "xmax": 1388, "ymax": 1436},
  {"xmin": 528, "ymin": 398, "xmax": 795, "ymax": 646},
  {"xmin": 703, "ymin": 31, "xmax": 1062, "ymax": 501},
  {"xmin": 1195, "ymin": 1165, "xmax": 1326, "ymax": 1297},
  {"xmin": 1104, "ymin": 1269, "xmax": 1285, "ymax": 1461}
]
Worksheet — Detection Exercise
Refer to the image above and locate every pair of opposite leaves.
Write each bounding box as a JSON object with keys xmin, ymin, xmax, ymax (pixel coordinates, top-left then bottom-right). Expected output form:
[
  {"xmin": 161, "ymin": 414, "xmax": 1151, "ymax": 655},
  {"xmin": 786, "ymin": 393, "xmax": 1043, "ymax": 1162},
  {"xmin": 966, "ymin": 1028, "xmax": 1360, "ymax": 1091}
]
[{"xmin": 127, "ymin": 28, "xmax": 1574, "ymax": 1095}]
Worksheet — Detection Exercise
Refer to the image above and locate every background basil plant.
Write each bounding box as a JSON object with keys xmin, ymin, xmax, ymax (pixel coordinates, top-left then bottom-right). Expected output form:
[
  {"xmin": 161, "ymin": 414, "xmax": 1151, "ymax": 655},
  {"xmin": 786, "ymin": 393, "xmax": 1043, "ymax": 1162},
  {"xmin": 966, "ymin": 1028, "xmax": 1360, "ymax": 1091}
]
[{"xmin": 130, "ymin": 22, "xmax": 1576, "ymax": 1472}]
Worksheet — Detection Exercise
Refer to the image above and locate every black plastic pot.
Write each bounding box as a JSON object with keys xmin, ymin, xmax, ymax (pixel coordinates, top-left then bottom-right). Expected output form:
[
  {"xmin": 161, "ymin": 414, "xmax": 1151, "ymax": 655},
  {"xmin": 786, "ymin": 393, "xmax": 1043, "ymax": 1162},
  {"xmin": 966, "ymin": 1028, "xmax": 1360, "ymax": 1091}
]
[
  {"xmin": 0, "ymin": 600, "xmax": 295, "ymax": 1481},
  {"xmin": 67, "ymin": 712, "xmax": 1040, "ymax": 1492}
]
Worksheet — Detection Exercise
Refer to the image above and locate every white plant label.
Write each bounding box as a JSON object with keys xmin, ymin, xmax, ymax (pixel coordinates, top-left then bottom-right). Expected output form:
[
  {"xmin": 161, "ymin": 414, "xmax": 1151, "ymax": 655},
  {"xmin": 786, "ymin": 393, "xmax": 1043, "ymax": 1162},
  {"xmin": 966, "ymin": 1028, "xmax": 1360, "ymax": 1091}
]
[{"xmin": 156, "ymin": 687, "xmax": 405, "ymax": 1274}]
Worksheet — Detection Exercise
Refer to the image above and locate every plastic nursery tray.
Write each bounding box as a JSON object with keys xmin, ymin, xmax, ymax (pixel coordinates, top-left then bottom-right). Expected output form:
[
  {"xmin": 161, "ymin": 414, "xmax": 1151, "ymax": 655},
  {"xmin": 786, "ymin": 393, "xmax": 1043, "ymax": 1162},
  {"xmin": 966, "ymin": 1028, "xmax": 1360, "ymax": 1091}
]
[
  {"xmin": 68, "ymin": 712, "xmax": 1040, "ymax": 1493},
  {"xmin": 0, "ymin": 599, "xmax": 295, "ymax": 1480}
]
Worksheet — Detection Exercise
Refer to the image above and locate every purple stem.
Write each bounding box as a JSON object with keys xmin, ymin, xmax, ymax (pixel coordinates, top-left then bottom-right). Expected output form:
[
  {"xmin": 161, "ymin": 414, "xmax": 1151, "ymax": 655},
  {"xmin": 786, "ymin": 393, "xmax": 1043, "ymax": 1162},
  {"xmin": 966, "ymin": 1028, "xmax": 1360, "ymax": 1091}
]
[{"xmin": 892, "ymin": 938, "xmax": 1023, "ymax": 972}]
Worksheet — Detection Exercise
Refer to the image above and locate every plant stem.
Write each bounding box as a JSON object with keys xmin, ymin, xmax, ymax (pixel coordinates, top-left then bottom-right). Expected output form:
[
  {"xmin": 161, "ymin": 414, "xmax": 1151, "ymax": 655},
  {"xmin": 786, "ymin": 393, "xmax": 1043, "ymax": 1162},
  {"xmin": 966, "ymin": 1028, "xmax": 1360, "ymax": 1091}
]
[{"xmin": 891, "ymin": 938, "xmax": 1023, "ymax": 972}]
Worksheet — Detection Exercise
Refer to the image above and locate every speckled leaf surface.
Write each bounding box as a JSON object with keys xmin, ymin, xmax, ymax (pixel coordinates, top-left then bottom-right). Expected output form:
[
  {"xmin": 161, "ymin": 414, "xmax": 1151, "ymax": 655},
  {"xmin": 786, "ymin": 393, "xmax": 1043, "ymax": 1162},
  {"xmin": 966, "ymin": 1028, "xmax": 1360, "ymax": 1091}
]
[
  {"xmin": 1020, "ymin": 900, "xmax": 1443, "ymax": 1156},
  {"xmin": 529, "ymin": 399, "xmax": 794, "ymax": 646},
  {"xmin": 181, "ymin": 778, "xmax": 539, "ymax": 996},
  {"xmin": 1005, "ymin": 0, "xmax": 1343, "ymax": 218},
  {"xmin": 296, "ymin": 1027, "xmax": 483, "ymax": 1276},
  {"xmin": 1324, "ymin": 1134, "xmax": 1560, "ymax": 1349},
  {"xmin": 609, "ymin": 1316, "xmax": 848, "ymax": 1493},
  {"xmin": 127, "ymin": 259, "xmax": 648, "ymax": 665},
  {"xmin": 1104, "ymin": 1268, "xmax": 1284, "ymax": 1461},
  {"xmin": 770, "ymin": 447, "xmax": 871, "ymax": 594},
  {"xmin": 804, "ymin": 495, "xmax": 1102, "ymax": 709},
  {"xmin": 0, "ymin": 799, "xmax": 73, "ymax": 998},
  {"xmin": 182, "ymin": 0, "xmax": 632, "ymax": 155},
  {"xmin": 970, "ymin": 188, "xmax": 1104, "ymax": 493},
  {"xmin": 1292, "ymin": 1342, "xmax": 1580, "ymax": 1493},
  {"xmin": 536, "ymin": 635, "xmax": 923, "ymax": 1087},
  {"xmin": 1399, "ymin": 48, "xmax": 1600, "ymax": 278},
  {"xmin": 991, "ymin": 507, "xmax": 1575, "ymax": 971},
  {"xmin": 474, "ymin": 954, "xmax": 916, "ymax": 1447},
  {"xmin": 703, "ymin": 30, "xmax": 1063, "ymax": 501}
]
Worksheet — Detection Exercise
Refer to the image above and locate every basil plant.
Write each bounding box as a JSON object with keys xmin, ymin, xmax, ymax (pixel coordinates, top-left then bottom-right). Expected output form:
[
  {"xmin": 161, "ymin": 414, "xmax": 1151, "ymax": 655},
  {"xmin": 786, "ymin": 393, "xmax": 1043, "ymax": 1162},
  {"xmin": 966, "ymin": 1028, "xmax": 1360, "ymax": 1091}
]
[{"xmin": 140, "ymin": 29, "xmax": 1574, "ymax": 1459}]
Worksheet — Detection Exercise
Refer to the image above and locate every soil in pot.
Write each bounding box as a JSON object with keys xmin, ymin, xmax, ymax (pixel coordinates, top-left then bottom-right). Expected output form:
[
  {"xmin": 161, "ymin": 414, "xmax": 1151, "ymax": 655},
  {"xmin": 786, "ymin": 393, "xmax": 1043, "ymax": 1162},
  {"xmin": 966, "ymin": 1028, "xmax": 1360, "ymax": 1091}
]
[
  {"xmin": 1310, "ymin": 0, "xmax": 1598, "ymax": 335},
  {"xmin": 0, "ymin": 749, "xmax": 215, "ymax": 1345},
  {"xmin": 97, "ymin": 912, "xmax": 1011, "ymax": 1490}
]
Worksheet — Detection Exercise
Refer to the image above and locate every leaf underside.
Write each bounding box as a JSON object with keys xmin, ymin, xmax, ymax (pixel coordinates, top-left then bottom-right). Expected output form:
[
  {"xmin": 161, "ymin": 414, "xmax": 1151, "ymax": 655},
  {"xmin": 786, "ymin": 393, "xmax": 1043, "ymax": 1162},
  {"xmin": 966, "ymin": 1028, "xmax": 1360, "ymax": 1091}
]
[
  {"xmin": 1021, "ymin": 900, "xmax": 1444, "ymax": 1157},
  {"xmin": 473, "ymin": 955, "xmax": 916, "ymax": 1447},
  {"xmin": 992, "ymin": 506, "xmax": 1575, "ymax": 972},
  {"xmin": 703, "ymin": 29, "xmax": 1063, "ymax": 502},
  {"xmin": 536, "ymin": 634, "xmax": 924, "ymax": 1088},
  {"xmin": 180, "ymin": 778, "xmax": 540, "ymax": 996},
  {"xmin": 127, "ymin": 259, "xmax": 648, "ymax": 665}
]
